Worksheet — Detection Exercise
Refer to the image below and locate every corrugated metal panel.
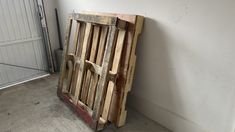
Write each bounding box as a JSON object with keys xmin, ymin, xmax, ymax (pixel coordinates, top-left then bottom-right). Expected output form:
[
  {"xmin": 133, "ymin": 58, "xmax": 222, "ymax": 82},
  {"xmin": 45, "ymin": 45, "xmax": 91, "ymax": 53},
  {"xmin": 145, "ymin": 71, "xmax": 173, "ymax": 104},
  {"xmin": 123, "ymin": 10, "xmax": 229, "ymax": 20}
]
[{"xmin": 0, "ymin": 0, "xmax": 49, "ymax": 88}]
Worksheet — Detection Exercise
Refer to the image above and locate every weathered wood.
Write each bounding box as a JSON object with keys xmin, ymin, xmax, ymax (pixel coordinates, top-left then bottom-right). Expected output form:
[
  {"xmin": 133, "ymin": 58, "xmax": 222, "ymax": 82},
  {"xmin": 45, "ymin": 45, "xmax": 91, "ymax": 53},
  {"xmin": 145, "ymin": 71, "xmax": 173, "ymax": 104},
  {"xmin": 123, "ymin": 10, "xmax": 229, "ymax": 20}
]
[
  {"xmin": 92, "ymin": 26, "xmax": 117, "ymax": 123},
  {"xmin": 70, "ymin": 23, "xmax": 86, "ymax": 96},
  {"xmin": 58, "ymin": 17, "xmax": 73, "ymax": 93},
  {"xmin": 57, "ymin": 92, "xmax": 96, "ymax": 129},
  {"xmin": 87, "ymin": 26, "xmax": 108, "ymax": 108},
  {"xmin": 108, "ymin": 20, "xmax": 135, "ymax": 124},
  {"xmin": 81, "ymin": 26, "xmax": 100, "ymax": 103},
  {"xmin": 58, "ymin": 13, "xmax": 144, "ymax": 130},
  {"xmin": 73, "ymin": 23, "xmax": 93, "ymax": 104},
  {"xmin": 85, "ymin": 60, "xmax": 102, "ymax": 75},
  {"xmin": 68, "ymin": 22, "xmax": 80, "ymax": 93},
  {"xmin": 73, "ymin": 22, "xmax": 81, "ymax": 54},
  {"xmin": 67, "ymin": 60, "xmax": 74, "ymax": 92},
  {"xmin": 99, "ymin": 29, "xmax": 126, "ymax": 126},
  {"xmin": 116, "ymin": 16, "xmax": 144, "ymax": 127},
  {"xmin": 78, "ymin": 100, "xmax": 93, "ymax": 116},
  {"xmin": 73, "ymin": 13, "xmax": 126, "ymax": 29}
]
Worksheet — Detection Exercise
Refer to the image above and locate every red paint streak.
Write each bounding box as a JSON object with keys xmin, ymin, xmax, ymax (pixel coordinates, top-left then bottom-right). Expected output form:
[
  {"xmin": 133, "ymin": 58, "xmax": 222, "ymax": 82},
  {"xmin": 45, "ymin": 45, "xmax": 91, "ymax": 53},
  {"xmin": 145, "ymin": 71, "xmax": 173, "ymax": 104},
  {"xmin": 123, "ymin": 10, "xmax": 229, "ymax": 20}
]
[{"xmin": 57, "ymin": 90, "xmax": 97, "ymax": 129}]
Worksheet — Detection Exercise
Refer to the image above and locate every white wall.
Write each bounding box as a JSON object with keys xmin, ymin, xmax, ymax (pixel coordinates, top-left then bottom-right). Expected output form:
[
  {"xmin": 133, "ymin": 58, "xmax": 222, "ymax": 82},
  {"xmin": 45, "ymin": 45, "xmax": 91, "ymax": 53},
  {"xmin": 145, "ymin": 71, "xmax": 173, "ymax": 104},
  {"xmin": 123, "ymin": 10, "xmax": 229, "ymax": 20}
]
[{"xmin": 56, "ymin": 0, "xmax": 235, "ymax": 132}]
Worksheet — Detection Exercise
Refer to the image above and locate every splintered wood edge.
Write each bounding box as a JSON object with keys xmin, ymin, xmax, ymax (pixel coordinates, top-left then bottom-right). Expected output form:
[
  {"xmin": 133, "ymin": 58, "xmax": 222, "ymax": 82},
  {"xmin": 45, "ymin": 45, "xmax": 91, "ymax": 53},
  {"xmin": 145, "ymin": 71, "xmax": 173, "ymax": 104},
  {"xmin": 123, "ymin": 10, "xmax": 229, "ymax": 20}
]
[{"xmin": 116, "ymin": 15, "xmax": 144, "ymax": 127}]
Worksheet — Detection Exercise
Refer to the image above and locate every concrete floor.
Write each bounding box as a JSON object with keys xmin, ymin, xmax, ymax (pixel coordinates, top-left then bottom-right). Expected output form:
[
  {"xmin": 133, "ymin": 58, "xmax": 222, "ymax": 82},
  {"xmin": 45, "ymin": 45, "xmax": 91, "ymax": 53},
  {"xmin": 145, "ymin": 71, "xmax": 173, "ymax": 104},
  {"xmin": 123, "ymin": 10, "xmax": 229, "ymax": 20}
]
[{"xmin": 0, "ymin": 75, "xmax": 170, "ymax": 132}]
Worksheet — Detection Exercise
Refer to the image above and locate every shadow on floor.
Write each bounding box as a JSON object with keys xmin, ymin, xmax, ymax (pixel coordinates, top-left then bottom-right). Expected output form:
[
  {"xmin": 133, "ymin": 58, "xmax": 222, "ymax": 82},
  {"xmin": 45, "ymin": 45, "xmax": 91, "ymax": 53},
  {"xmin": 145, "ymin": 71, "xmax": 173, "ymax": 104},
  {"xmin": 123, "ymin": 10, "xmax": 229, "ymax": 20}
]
[{"xmin": 0, "ymin": 75, "xmax": 170, "ymax": 132}]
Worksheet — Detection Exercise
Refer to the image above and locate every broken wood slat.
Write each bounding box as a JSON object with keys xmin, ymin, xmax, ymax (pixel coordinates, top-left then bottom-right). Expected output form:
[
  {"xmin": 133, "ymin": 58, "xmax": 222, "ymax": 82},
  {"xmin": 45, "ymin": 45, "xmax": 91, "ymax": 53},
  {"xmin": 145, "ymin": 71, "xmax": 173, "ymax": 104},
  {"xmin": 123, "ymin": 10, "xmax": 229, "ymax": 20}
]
[
  {"xmin": 73, "ymin": 23, "xmax": 93, "ymax": 103},
  {"xmin": 81, "ymin": 26, "xmax": 100, "ymax": 103},
  {"xmin": 87, "ymin": 26, "xmax": 108, "ymax": 108}
]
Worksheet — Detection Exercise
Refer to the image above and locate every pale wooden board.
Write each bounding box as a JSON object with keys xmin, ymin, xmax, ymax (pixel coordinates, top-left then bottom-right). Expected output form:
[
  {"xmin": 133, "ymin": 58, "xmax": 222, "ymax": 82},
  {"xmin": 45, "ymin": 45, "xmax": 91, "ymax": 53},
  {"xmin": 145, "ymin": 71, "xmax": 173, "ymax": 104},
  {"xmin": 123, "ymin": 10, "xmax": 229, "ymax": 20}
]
[
  {"xmin": 58, "ymin": 13, "xmax": 144, "ymax": 130},
  {"xmin": 59, "ymin": 17, "xmax": 73, "ymax": 93},
  {"xmin": 116, "ymin": 16, "xmax": 144, "ymax": 126},
  {"xmin": 92, "ymin": 26, "xmax": 117, "ymax": 122},
  {"xmin": 87, "ymin": 26, "xmax": 108, "ymax": 108},
  {"xmin": 81, "ymin": 26, "xmax": 100, "ymax": 103},
  {"xmin": 70, "ymin": 23, "xmax": 86, "ymax": 96},
  {"xmin": 73, "ymin": 23, "xmax": 93, "ymax": 104}
]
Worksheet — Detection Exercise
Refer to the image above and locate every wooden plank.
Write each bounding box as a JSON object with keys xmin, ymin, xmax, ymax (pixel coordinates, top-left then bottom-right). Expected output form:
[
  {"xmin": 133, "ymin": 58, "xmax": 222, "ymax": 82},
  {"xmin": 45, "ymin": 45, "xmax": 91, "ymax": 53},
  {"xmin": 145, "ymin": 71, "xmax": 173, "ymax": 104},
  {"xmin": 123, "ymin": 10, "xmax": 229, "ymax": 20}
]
[
  {"xmin": 70, "ymin": 23, "xmax": 86, "ymax": 96},
  {"xmin": 108, "ymin": 21, "xmax": 135, "ymax": 123},
  {"xmin": 68, "ymin": 22, "xmax": 80, "ymax": 93},
  {"xmin": 92, "ymin": 26, "xmax": 117, "ymax": 123},
  {"xmin": 73, "ymin": 23, "xmax": 93, "ymax": 104},
  {"xmin": 67, "ymin": 60, "xmax": 74, "ymax": 92},
  {"xmin": 99, "ymin": 29, "xmax": 126, "ymax": 125},
  {"xmin": 58, "ymin": 16, "xmax": 73, "ymax": 93},
  {"xmin": 58, "ymin": 13, "xmax": 144, "ymax": 130},
  {"xmin": 87, "ymin": 26, "xmax": 108, "ymax": 108},
  {"xmin": 82, "ymin": 11, "xmax": 137, "ymax": 24},
  {"xmin": 81, "ymin": 26, "xmax": 100, "ymax": 103},
  {"xmin": 76, "ymin": 23, "xmax": 87, "ymax": 57}
]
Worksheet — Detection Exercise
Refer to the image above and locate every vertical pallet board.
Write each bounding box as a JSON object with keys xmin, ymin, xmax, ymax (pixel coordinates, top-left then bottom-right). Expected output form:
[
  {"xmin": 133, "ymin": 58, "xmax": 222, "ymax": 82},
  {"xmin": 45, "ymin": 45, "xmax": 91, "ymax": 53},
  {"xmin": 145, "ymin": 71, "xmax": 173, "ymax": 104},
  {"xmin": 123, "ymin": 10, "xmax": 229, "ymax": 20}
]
[{"xmin": 83, "ymin": 12, "xmax": 144, "ymax": 127}]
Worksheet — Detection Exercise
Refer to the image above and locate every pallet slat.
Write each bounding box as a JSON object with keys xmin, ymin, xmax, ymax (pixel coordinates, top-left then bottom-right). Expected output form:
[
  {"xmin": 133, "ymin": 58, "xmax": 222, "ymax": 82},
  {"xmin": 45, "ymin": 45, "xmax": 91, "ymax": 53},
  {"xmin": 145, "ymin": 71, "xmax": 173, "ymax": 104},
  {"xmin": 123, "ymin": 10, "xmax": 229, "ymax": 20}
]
[
  {"xmin": 92, "ymin": 26, "xmax": 117, "ymax": 122},
  {"xmin": 59, "ymin": 17, "xmax": 73, "ymax": 93},
  {"xmin": 73, "ymin": 23, "xmax": 93, "ymax": 103},
  {"xmin": 87, "ymin": 26, "xmax": 108, "ymax": 108},
  {"xmin": 81, "ymin": 26, "xmax": 100, "ymax": 103},
  {"xmin": 99, "ymin": 29, "xmax": 126, "ymax": 126}
]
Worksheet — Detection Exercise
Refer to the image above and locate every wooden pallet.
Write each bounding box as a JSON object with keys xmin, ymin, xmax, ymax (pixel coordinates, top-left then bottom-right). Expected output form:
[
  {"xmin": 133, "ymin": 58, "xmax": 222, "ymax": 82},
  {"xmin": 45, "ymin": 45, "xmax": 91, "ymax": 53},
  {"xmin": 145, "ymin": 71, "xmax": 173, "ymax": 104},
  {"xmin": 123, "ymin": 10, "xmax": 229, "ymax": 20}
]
[{"xmin": 57, "ymin": 12, "xmax": 144, "ymax": 131}]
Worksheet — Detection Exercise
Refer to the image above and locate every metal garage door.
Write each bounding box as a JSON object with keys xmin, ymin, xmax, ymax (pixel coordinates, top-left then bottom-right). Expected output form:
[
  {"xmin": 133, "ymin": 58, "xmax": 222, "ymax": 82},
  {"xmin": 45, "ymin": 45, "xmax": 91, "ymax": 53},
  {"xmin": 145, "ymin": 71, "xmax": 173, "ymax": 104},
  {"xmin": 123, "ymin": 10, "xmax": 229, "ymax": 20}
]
[{"xmin": 0, "ymin": 0, "xmax": 50, "ymax": 89}]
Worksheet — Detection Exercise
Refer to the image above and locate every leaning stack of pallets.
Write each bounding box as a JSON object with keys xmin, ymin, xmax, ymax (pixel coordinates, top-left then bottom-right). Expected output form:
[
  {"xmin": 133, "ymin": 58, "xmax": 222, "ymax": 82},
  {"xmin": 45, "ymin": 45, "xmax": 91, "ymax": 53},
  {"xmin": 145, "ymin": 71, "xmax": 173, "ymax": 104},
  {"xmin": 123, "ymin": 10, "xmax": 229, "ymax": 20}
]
[{"xmin": 57, "ymin": 12, "xmax": 144, "ymax": 131}]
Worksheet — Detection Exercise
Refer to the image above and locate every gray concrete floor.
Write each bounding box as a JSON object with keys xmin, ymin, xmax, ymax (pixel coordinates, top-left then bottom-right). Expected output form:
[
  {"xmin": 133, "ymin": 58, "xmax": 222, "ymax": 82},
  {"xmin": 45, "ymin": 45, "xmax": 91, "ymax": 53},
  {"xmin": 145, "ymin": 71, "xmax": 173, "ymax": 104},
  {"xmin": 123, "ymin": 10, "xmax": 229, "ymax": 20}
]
[{"xmin": 0, "ymin": 75, "xmax": 170, "ymax": 132}]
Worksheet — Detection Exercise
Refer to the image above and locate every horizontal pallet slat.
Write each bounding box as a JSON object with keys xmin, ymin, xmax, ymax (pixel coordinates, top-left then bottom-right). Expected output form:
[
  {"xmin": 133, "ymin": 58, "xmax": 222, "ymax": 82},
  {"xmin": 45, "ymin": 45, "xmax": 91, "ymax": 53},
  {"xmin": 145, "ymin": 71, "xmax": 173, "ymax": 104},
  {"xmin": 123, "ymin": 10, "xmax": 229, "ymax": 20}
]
[{"xmin": 99, "ymin": 29, "xmax": 126, "ymax": 127}]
